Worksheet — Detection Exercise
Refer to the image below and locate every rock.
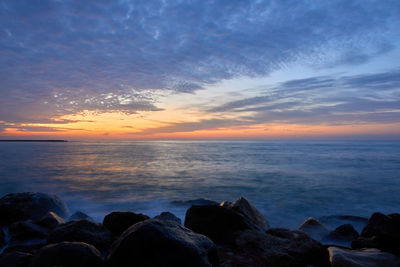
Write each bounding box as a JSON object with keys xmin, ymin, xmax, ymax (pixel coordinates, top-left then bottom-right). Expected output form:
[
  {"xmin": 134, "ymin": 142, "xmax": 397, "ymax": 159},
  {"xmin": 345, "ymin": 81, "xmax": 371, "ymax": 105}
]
[
  {"xmin": 298, "ymin": 217, "xmax": 330, "ymax": 241},
  {"xmin": 0, "ymin": 192, "xmax": 68, "ymax": 225},
  {"xmin": 322, "ymin": 224, "xmax": 359, "ymax": 247},
  {"xmin": 47, "ymin": 219, "xmax": 113, "ymax": 252},
  {"xmin": 221, "ymin": 197, "xmax": 269, "ymax": 231},
  {"xmin": 172, "ymin": 198, "xmax": 219, "ymax": 206},
  {"xmin": 184, "ymin": 204, "xmax": 255, "ymax": 245},
  {"xmin": 319, "ymin": 215, "xmax": 368, "ymax": 233},
  {"xmin": 103, "ymin": 211, "xmax": 149, "ymax": 236},
  {"xmin": 68, "ymin": 211, "xmax": 93, "ymax": 222},
  {"xmin": 154, "ymin": 211, "xmax": 181, "ymax": 225},
  {"xmin": 328, "ymin": 246, "xmax": 400, "ymax": 267},
  {"xmin": 8, "ymin": 221, "xmax": 48, "ymax": 241},
  {"xmin": 352, "ymin": 236, "xmax": 381, "ymax": 250},
  {"xmin": 35, "ymin": 212, "xmax": 65, "ymax": 229},
  {"xmin": 29, "ymin": 242, "xmax": 103, "ymax": 267},
  {"xmin": 107, "ymin": 219, "xmax": 218, "ymax": 267},
  {"xmin": 0, "ymin": 251, "xmax": 32, "ymax": 267},
  {"xmin": 4, "ymin": 240, "xmax": 46, "ymax": 254},
  {"xmin": 0, "ymin": 227, "xmax": 5, "ymax": 248}
]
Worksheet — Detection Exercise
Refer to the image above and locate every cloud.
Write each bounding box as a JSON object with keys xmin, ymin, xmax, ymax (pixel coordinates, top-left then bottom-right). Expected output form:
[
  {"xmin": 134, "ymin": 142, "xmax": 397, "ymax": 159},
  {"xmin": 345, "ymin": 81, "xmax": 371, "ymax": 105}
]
[{"xmin": 0, "ymin": 0, "xmax": 399, "ymax": 124}]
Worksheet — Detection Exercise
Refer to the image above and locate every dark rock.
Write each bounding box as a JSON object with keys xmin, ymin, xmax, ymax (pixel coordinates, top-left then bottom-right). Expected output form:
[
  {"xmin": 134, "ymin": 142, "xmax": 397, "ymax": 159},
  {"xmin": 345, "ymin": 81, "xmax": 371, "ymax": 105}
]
[
  {"xmin": 0, "ymin": 251, "xmax": 32, "ymax": 267},
  {"xmin": 103, "ymin": 211, "xmax": 149, "ymax": 236},
  {"xmin": 319, "ymin": 215, "xmax": 368, "ymax": 233},
  {"xmin": 9, "ymin": 221, "xmax": 48, "ymax": 241},
  {"xmin": 184, "ymin": 204, "xmax": 255, "ymax": 245},
  {"xmin": 30, "ymin": 242, "xmax": 103, "ymax": 267},
  {"xmin": 328, "ymin": 246, "xmax": 400, "ymax": 267},
  {"xmin": 47, "ymin": 219, "xmax": 113, "ymax": 252},
  {"xmin": 154, "ymin": 211, "xmax": 181, "ymax": 224},
  {"xmin": 36, "ymin": 212, "xmax": 65, "ymax": 229},
  {"xmin": 352, "ymin": 235, "xmax": 382, "ymax": 250},
  {"xmin": 172, "ymin": 198, "xmax": 219, "ymax": 206},
  {"xmin": 221, "ymin": 197, "xmax": 269, "ymax": 231},
  {"xmin": 4, "ymin": 240, "xmax": 46, "ymax": 254},
  {"xmin": 68, "ymin": 211, "xmax": 93, "ymax": 222},
  {"xmin": 0, "ymin": 192, "xmax": 68, "ymax": 225},
  {"xmin": 0, "ymin": 227, "xmax": 5, "ymax": 248},
  {"xmin": 107, "ymin": 219, "xmax": 218, "ymax": 267},
  {"xmin": 298, "ymin": 217, "xmax": 330, "ymax": 241},
  {"xmin": 322, "ymin": 224, "xmax": 359, "ymax": 247}
]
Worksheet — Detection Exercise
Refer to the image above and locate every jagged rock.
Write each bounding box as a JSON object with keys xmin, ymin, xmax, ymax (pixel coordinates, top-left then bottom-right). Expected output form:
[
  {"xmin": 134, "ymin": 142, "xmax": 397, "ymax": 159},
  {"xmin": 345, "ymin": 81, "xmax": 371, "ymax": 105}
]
[
  {"xmin": 107, "ymin": 219, "xmax": 218, "ymax": 267},
  {"xmin": 36, "ymin": 212, "xmax": 65, "ymax": 229},
  {"xmin": 103, "ymin": 211, "xmax": 149, "ymax": 236},
  {"xmin": 68, "ymin": 211, "xmax": 93, "ymax": 222},
  {"xmin": 47, "ymin": 219, "xmax": 113, "ymax": 252},
  {"xmin": 29, "ymin": 242, "xmax": 103, "ymax": 267},
  {"xmin": 322, "ymin": 224, "xmax": 359, "ymax": 247},
  {"xmin": 0, "ymin": 251, "xmax": 32, "ymax": 267},
  {"xmin": 0, "ymin": 192, "xmax": 68, "ymax": 225},
  {"xmin": 328, "ymin": 247, "xmax": 400, "ymax": 267},
  {"xmin": 154, "ymin": 211, "xmax": 181, "ymax": 224},
  {"xmin": 298, "ymin": 217, "xmax": 330, "ymax": 241},
  {"xmin": 172, "ymin": 198, "xmax": 219, "ymax": 206}
]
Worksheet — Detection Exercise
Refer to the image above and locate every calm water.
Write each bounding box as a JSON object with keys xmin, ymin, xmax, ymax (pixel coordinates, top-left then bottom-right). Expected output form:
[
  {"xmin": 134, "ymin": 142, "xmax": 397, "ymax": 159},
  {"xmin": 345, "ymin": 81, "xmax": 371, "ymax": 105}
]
[{"xmin": 0, "ymin": 140, "xmax": 399, "ymax": 228}]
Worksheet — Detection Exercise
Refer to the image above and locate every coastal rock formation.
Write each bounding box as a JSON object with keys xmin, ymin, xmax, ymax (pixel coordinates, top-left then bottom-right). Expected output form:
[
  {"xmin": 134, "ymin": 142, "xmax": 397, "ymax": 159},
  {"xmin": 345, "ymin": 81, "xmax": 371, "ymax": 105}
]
[
  {"xmin": 103, "ymin": 211, "xmax": 150, "ymax": 236},
  {"xmin": 5, "ymin": 221, "xmax": 49, "ymax": 253},
  {"xmin": 107, "ymin": 218, "xmax": 218, "ymax": 267},
  {"xmin": 30, "ymin": 242, "xmax": 103, "ymax": 267},
  {"xmin": 47, "ymin": 219, "xmax": 113, "ymax": 252},
  {"xmin": 0, "ymin": 192, "xmax": 68, "ymax": 225},
  {"xmin": 322, "ymin": 224, "xmax": 359, "ymax": 247},
  {"xmin": 68, "ymin": 211, "xmax": 93, "ymax": 222},
  {"xmin": 154, "ymin": 211, "xmax": 182, "ymax": 224},
  {"xmin": 36, "ymin": 212, "xmax": 66, "ymax": 229},
  {"xmin": 0, "ymin": 227, "xmax": 5, "ymax": 248},
  {"xmin": 328, "ymin": 247, "xmax": 400, "ymax": 267},
  {"xmin": 298, "ymin": 217, "xmax": 330, "ymax": 241},
  {"xmin": 0, "ymin": 251, "xmax": 32, "ymax": 267}
]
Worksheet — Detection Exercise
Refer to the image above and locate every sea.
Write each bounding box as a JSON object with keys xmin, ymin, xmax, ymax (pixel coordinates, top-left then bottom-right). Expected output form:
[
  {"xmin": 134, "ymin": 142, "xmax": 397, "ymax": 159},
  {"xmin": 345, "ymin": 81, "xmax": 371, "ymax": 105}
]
[{"xmin": 0, "ymin": 140, "xmax": 399, "ymax": 229}]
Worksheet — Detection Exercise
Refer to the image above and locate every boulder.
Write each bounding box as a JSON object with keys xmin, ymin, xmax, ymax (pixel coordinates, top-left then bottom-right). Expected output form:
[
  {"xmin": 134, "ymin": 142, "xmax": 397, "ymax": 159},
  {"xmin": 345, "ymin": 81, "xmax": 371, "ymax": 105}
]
[
  {"xmin": 328, "ymin": 247, "xmax": 400, "ymax": 267},
  {"xmin": 0, "ymin": 192, "xmax": 68, "ymax": 225},
  {"xmin": 36, "ymin": 212, "xmax": 65, "ymax": 229},
  {"xmin": 184, "ymin": 204, "xmax": 255, "ymax": 245},
  {"xmin": 0, "ymin": 251, "xmax": 32, "ymax": 267},
  {"xmin": 319, "ymin": 215, "xmax": 368, "ymax": 233},
  {"xmin": 107, "ymin": 219, "xmax": 218, "ymax": 267},
  {"xmin": 154, "ymin": 211, "xmax": 181, "ymax": 225},
  {"xmin": 9, "ymin": 221, "xmax": 49, "ymax": 241},
  {"xmin": 298, "ymin": 217, "xmax": 330, "ymax": 241},
  {"xmin": 103, "ymin": 211, "xmax": 149, "ymax": 236},
  {"xmin": 29, "ymin": 242, "xmax": 103, "ymax": 267},
  {"xmin": 47, "ymin": 219, "xmax": 113, "ymax": 252},
  {"xmin": 0, "ymin": 227, "xmax": 5, "ymax": 248},
  {"xmin": 322, "ymin": 224, "xmax": 359, "ymax": 247},
  {"xmin": 68, "ymin": 211, "xmax": 93, "ymax": 222},
  {"xmin": 221, "ymin": 197, "xmax": 269, "ymax": 231}
]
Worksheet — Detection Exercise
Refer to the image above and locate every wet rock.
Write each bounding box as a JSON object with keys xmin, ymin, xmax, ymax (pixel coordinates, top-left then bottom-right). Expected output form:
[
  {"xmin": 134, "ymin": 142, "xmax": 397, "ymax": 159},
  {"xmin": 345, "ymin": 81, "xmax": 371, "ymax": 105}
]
[
  {"xmin": 319, "ymin": 215, "xmax": 368, "ymax": 233},
  {"xmin": 322, "ymin": 224, "xmax": 359, "ymax": 247},
  {"xmin": 184, "ymin": 204, "xmax": 255, "ymax": 245},
  {"xmin": 36, "ymin": 212, "xmax": 65, "ymax": 229},
  {"xmin": 103, "ymin": 211, "xmax": 149, "ymax": 236},
  {"xmin": 107, "ymin": 219, "xmax": 218, "ymax": 267},
  {"xmin": 328, "ymin": 246, "xmax": 400, "ymax": 267},
  {"xmin": 0, "ymin": 251, "xmax": 32, "ymax": 267},
  {"xmin": 47, "ymin": 219, "xmax": 113, "ymax": 252},
  {"xmin": 172, "ymin": 198, "xmax": 219, "ymax": 206},
  {"xmin": 0, "ymin": 192, "xmax": 68, "ymax": 225},
  {"xmin": 30, "ymin": 242, "xmax": 103, "ymax": 267},
  {"xmin": 68, "ymin": 211, "xmax": 93, "ymax": 222},
  {"xmin": 154, "ymin": 211, "xmax": 181, "ymax": 225},
  {"xmin": 298, "ymin": 217, "xmax": 330, "ymax": 241}
]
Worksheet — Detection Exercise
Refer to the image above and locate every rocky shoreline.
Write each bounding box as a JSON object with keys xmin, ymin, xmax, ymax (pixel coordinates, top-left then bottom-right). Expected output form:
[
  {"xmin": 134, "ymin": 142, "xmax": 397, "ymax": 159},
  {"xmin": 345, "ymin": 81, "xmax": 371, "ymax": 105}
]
[{"xmin": 0, "ymin": 192, "xmax": 399, "ymax": 267}]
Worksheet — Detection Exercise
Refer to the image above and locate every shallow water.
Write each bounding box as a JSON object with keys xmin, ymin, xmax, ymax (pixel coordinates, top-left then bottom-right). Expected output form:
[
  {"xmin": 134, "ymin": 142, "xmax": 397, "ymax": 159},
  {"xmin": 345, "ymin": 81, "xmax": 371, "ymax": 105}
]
[{"xmin": 0, "ymin": 140, "xmax": 399, "ymax": 228}]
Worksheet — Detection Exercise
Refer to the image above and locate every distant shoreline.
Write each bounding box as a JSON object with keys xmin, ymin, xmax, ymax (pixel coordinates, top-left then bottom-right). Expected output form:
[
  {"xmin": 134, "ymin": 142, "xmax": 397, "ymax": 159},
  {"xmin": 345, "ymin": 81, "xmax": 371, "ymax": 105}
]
[{"xmin": 0, "ymin": 140, "xmax": 68, "ymax": 142}]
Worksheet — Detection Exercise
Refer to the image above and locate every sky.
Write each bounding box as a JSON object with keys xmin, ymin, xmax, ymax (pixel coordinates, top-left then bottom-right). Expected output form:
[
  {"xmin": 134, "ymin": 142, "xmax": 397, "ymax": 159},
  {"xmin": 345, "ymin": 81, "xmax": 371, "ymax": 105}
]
[{"xmin": 1, "ymin": 0, "xmax": 400, "ymax": 140}]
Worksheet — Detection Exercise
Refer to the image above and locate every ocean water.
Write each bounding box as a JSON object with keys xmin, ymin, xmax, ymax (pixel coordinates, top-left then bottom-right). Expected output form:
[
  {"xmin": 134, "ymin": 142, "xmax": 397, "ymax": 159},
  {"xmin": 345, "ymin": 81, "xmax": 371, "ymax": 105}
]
[{"xmin": 0, "ymin": 140, "xmax": 399, "ymax": 229}]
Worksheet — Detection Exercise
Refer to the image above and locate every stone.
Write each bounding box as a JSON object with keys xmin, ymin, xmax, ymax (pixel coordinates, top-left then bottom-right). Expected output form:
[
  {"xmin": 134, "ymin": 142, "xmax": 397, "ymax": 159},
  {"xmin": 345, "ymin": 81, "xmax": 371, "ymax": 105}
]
[
  {"xmin": 0, "ymin": 192, "xmax": 68, "ymax": 225},
  {"xmin": 103, "ymin": 211, "xmax": 149, "ymax": 236},
  {"xmin": 319, "ymin": 215, "xmax": 368, "ymax": 233},
  {"xmin": 47, "ymin": 219, "xmax": 113, "ymax": 252},
  {"xmin": 322, "ymin": 224, "xmax": 359, "ymax": 247},
  {"xmin": 154, "ymin": 211, "xmax": 181, "ymax": 224},
  {"xmin": 0, "ymin": 251, "xmax": 32, "ymax": 267},
  {"xmin": 68, "ymin": 211, "xmax": 93, "ymax": 222},
  {"xmin": 0, "ymin": 227, "xmax": 5, "ymax": 248},
  {"xmin": 107, "ymin": 219, "xmax": 218, "ymax": 267},
  {"xmin": 184, "ymin": 204, "xmax": 255, "ymax": 245},
  {"xmin": 8, "ymin": 221, "xmax": 48, "ymax": 241},
  {"xmin": 35, "ymin": 212, "xmax": 65, "ymax": 229},
  {"xmin": 29, "ymin": 242, "xmax": 103, "ymax": 267},
  {"xmin": 298, "ymin": 217, "xmax": 330, "ymax": 241},
  {"xmin": 328, "ymin": 246, "xmax": 400, "ymax": 267}
]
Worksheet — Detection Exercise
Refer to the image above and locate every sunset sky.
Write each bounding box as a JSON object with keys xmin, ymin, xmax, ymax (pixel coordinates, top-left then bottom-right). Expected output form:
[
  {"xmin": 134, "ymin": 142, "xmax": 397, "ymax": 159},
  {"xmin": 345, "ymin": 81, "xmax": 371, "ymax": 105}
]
[{"xmin": 1, "ymin": 0, "xmax": 400, "ymax": 139}]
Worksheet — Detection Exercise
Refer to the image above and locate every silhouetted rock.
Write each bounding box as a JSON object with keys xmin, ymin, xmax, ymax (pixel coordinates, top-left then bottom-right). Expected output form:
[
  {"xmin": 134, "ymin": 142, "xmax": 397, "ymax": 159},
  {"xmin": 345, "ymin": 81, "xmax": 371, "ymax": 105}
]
[
  {"xmin": 0, "ymin": 251, "xmax": 32, "ymax": 267},
  {"xmin": 107, "ymin": 219, "xmax": 218, "ymax": 267},
  {"xmin": 9, "ymin": 221, "xmax": 48, "ymax": 241},
  {"xmin": 154, "ymin": 211, "xmax": 181, "ymax": 224},
  {"xmin": 0, "ymin": 227, "xmax": 5, "ymax": 248},
  {"xmin": 298, "ymin": 217, "xmax": 330, "ymax": 241},
  {"xmin": 36, "ymin": 212, "xmax": 65, "ymax": 229},
  {"xmin": 0, "ymin": 192, "xmax": 68, "ymax": 225},
  {"xmin": 30, "ymin": 242, "xmax": 103, "ymax": 267},
  {"xmin": 328, "ymin": 247, "xmax": 400, "ymax": 267},
  {"xmin": 103, "ymin": 211, "xmax": 149, "ymax": 236},
  {"xmin": 172, "ymin": 198, "xmax": 219, "ymax": 206},
  {"xmin": 322, "ymin": 224, "xmax": 359, "ymax": 247},
  {"xmin": 47, "ymin": 219, "xmax": 113, "ymax": 252},
  {"xmin": 68, "ymin": 211, "xmax": 93, "ymax": 222},
  {"xmin": 319, "ymin": 215, "xmax": 368, "ymax": 233}
]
